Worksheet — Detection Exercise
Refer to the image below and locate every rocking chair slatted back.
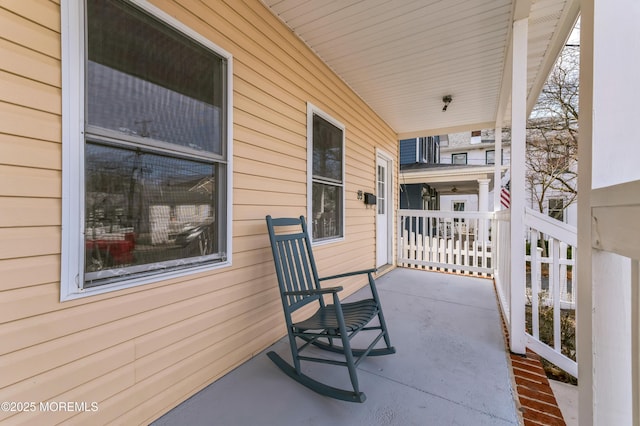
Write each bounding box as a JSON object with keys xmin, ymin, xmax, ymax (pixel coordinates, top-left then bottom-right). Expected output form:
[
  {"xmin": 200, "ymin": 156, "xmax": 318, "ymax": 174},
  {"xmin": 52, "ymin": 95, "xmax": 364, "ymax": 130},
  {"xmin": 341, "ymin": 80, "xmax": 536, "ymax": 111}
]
[{"xmin": 267, "ymin": 216, "xmax": 323, "ymax": 311}]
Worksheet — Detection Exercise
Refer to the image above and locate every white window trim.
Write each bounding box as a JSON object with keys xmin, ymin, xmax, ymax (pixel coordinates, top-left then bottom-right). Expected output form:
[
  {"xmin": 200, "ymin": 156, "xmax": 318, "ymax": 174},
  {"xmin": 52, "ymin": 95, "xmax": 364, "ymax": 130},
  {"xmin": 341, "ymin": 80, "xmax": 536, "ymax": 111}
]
[
  {"xmin": 306, "ymin": 103, "xmax": 346, "ymax": 245},
  {"xmin": 60, "ymin": 0, "xmax": 233, "ymax": 301}
]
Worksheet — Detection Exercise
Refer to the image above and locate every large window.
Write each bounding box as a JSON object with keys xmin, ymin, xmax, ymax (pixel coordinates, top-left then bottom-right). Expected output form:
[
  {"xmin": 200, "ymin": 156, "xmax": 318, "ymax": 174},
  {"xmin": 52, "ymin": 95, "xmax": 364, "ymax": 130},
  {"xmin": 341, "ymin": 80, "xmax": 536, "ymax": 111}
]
[
  {"xmin": 61, "ymin": 0, "xmax": 232, "ymax": 299},
  {"xmin": 307, "ymin": 104, "xmax": 345, "ymax": 242}
]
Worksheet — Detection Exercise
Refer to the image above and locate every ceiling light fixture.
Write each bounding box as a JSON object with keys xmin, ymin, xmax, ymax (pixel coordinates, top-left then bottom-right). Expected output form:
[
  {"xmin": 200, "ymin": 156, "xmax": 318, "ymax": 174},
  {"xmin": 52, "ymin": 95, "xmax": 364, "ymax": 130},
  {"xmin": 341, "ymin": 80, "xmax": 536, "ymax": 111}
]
[{"xmin": 442, "ymin": 95, "xmax": 453, "ymax": 111}]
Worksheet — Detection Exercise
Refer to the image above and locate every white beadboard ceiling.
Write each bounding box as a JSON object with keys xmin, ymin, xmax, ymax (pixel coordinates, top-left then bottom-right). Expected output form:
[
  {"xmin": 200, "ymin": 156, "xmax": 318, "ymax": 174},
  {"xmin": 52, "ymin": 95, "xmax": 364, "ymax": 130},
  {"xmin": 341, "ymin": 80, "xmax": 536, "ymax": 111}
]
[{"xmin": 261, "ymin": 0, "xmax": 579, "ymax": 137}]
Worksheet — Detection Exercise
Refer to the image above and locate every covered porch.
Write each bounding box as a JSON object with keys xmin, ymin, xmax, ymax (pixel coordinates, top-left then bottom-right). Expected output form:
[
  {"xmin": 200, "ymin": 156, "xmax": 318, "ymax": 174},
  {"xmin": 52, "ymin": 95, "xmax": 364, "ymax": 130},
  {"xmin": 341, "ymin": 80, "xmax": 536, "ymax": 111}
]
[
  {"xmin": 153, "ymin": 268, "xmax": 521, "ymax": 425},
  {"xmin": 2, "ymin": 0, "xmax": 637, "ymax": 423}
]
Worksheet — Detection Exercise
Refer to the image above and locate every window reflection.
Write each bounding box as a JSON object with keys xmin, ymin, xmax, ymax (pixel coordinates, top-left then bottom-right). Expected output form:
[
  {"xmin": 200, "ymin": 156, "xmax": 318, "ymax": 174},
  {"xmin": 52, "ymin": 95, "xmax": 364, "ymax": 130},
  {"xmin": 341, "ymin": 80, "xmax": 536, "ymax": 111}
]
[
  {"xmin": 312, "ymin": 115, "xmax": 342, "ymax": 182},
  {"xmin": 84, "ymin": 143, "xmax": 218, "ymax": 285},
  {"xmin": 311, "ymin": 113, "xmax": 344, "ymax": 240},
  {"xmin": 80, "ymin": 0, "xmax": 228, "ymax": 288},
  {"xmin": 87, "ymin": 61, "xmax": 222, "ymax": 154},
  {"xmin": 312, "ymin": 183, "xmax": 342, "ymax": 240}
]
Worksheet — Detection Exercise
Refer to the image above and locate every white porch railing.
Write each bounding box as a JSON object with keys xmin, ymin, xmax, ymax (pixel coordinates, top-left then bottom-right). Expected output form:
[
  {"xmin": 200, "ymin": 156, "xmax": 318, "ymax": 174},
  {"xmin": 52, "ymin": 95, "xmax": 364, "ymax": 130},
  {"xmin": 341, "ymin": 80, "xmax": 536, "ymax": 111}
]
[
  {"xmin": 398, "ymin": 210, "xmax": 493, "ymax": 276},
  {"xmin": 524, "ymin": 207, "xmax": 577, "ymax": 378},
  {"xmin": 493, "ymin": 209, "xmax": 511, "ymax": 325},
  {"xmin": 399, "ymin": 207, "xmax": 577, "ymax": 378}
]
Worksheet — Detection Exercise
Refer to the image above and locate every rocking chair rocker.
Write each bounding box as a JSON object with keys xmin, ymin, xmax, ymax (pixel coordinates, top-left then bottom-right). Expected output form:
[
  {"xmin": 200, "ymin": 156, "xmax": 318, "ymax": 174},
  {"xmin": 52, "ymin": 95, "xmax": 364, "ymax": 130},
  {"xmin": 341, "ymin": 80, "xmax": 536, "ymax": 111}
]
[{"xmin": 265, "ymin": 215, "xmax": 395, "ymax": 403}]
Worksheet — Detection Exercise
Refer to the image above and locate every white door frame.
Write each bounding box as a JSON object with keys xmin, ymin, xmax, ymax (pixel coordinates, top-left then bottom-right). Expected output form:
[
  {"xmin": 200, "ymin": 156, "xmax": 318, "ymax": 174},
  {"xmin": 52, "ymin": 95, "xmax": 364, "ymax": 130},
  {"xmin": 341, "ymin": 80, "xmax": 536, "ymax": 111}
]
[{"xmin": 376, "ymin": 149, "xmax": 394, "ymax": 267}]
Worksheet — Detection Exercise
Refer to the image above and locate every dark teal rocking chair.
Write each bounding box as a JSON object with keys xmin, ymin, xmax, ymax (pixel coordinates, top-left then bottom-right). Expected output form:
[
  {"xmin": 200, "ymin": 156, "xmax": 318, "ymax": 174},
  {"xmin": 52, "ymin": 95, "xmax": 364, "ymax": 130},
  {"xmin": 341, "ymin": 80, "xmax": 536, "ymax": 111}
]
[{"xmin": 265, "ymin": 215, "xmax": 395, "ymax": 403}]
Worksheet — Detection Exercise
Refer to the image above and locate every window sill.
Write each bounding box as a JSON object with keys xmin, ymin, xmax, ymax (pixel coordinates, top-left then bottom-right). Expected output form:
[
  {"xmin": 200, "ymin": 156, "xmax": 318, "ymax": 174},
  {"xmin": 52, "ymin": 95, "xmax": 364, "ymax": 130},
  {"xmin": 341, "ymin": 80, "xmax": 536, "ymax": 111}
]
[{"xmin": 60, "ymin": 259, "xmax": 231, "ymax": 302}]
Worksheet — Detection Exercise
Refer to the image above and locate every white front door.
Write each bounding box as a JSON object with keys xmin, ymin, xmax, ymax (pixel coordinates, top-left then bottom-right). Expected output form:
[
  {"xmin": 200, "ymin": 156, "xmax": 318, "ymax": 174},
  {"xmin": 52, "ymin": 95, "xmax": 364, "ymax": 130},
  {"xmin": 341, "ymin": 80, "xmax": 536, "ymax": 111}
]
[{"xmin": 376, "ymin": 152, "xmax": 392, "ymax": 267}]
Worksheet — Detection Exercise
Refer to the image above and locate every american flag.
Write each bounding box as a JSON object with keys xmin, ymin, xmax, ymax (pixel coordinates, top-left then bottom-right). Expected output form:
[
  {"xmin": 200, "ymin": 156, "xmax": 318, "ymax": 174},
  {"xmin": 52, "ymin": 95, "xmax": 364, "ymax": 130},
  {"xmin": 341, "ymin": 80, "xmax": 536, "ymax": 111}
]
[{"xmin": 500, "ymin": 181, "xmax": 511, "ymax": 208}]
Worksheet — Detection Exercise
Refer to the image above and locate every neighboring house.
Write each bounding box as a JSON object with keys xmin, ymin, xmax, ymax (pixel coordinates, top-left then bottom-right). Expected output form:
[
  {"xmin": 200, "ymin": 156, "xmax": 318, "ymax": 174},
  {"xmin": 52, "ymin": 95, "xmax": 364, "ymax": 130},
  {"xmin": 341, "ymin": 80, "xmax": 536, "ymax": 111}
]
[
  {"xmin": 440, "ymin": 129, "xmax": 511, "ymax": 167},
  {"xmin": 525, "ymin": 124, "xmax": 579, "ymax": 228},
  {"xmin": 400, "ymin": 129, "xmax": 577, "ymax": 228},
  {"xmin": 528, "ymin": 180, "xmax": 578, "ymax": 227},
  {"xmin": 399, "ymin": 129, "xmax": 510, "ymax": 212}
]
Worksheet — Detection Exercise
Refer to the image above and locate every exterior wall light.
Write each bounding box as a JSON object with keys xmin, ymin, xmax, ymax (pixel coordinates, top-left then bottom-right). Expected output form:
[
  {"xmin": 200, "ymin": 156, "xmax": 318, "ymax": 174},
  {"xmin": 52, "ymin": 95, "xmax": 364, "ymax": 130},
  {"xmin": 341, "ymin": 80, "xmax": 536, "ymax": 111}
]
[{"xmin": 442, "ymin": 95, "xmax": 453, "ymax": 111}]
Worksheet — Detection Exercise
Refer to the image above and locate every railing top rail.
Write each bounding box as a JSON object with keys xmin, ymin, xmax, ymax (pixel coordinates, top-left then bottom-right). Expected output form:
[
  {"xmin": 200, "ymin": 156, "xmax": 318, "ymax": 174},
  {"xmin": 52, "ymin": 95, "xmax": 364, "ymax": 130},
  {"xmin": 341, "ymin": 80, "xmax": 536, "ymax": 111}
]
[
  {"xmin": 398, "ymin": 209, "xmax": 494, "ymax": 220},
  {"xmin": 524, "ymin": 207, "xmax": 577, "ymax": 246},
  {"xmin": 494, "ymin": 209, "xmax": 510, "ymax": 221}
]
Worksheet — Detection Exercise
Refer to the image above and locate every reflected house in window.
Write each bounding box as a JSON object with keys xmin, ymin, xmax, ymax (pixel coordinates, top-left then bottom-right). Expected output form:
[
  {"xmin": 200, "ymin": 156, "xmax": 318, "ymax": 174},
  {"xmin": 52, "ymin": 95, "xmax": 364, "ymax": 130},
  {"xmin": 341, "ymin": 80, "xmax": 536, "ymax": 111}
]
[{"xmin": 84, "ymin": 145, "xmax": 219, "ymax": 283}]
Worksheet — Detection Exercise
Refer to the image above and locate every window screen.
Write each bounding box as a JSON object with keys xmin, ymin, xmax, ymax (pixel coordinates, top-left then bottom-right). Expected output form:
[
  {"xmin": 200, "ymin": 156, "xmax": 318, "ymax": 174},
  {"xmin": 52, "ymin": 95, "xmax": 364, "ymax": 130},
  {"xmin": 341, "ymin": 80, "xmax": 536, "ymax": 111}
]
[{"xmin": 83, "ymin": 0, "xmax": 227, "ymax": 287}]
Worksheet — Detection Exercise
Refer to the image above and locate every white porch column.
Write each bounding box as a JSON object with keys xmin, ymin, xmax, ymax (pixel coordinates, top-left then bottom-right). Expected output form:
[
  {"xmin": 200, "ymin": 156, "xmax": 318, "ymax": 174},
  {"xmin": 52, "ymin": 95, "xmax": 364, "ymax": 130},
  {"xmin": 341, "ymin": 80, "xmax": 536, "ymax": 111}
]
[
  {"xmin": 477, "ymin": 178, "xmax": 490, "ymax": 243},
  {"xmin": 493, "ymin": 127, "xmax": 503, "ymax": 211},
  {"xmin": 509, "ymin": 17, "xmax": 528, "ymax": 355},
  {"xmin": 579, "ymin": 1, "xmax": 640, "ymax": 424},
  {"xmin": 577, "ymin": 1, "xmax": 594, "ymax": 423},
  {"xmin": 478, "ymin": 178, "xmax": 490, "ymax": 212}
]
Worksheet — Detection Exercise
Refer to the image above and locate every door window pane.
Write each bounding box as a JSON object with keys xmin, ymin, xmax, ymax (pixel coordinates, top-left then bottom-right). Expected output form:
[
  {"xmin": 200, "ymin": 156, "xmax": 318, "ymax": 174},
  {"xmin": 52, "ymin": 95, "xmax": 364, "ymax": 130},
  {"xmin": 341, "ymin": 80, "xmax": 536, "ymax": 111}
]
[{"xmin": 377, "ymin": 165, "xmax": 385, "ymax": 214}]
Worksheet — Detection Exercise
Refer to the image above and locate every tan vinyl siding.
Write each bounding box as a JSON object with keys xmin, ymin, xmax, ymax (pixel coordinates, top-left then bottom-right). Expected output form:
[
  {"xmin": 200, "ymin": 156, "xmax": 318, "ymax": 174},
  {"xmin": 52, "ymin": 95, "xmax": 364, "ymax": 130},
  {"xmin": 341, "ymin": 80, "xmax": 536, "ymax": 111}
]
[{"xmin": 0, "ymin": 0, "xmax": 398, "ymax": 424}]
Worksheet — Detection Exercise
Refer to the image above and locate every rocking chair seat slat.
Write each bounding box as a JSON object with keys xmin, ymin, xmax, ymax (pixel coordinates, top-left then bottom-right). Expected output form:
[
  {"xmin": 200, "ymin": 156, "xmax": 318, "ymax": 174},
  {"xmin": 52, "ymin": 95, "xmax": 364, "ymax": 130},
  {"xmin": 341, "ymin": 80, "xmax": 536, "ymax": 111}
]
[{"xmin": 294, "ymin": 299, "xmax": 378, "ymax": 332}]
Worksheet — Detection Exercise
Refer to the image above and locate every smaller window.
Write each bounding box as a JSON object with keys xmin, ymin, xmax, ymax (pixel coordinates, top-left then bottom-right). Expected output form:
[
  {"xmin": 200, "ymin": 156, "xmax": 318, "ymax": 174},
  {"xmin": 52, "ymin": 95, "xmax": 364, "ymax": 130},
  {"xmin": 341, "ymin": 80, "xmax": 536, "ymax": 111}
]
[
  {"xmin": 453, "ymin": 201, "xmax": 465, "ymax": 212},
  {"xmin": 470, "ymin": 130, "xmax": 481, "ymax": 144},
  {"xmin": 486, "ymin": 150, "xmax": 495, "ymax": 165},
  {"xmin": 548, "ymin": 198, "xmax": 565, "ymax": 222},
  {"xmin": 452, "ymin": 201, "xmax": 465, "ymax": 227},
  {"xmin": 452, "ymin": 153, "xmax": 467, "ymax": 165},
  {"xmin": 487, "ymin": 149, "xmax": 504, "ymax": 165},
  {"xmin": 308, "ymin": 104, "xmax": 345, "ymax": 242}
]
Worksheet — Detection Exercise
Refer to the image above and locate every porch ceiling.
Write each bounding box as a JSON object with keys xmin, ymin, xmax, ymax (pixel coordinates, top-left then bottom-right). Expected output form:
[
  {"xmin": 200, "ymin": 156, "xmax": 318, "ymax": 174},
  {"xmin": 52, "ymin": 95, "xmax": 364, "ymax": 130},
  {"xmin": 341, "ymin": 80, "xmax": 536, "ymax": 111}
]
[{"xmin": 261, "ymin": 0, "xmax": 579, "ymax": 137}]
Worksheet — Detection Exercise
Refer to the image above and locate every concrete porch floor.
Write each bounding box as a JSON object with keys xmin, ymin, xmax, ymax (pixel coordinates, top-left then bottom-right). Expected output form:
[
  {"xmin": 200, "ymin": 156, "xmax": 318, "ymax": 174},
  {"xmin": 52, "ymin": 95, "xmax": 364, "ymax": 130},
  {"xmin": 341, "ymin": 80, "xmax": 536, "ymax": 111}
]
[{"xmin": 153, "ymin": 268, "xmax": 520, "ymax": 425}]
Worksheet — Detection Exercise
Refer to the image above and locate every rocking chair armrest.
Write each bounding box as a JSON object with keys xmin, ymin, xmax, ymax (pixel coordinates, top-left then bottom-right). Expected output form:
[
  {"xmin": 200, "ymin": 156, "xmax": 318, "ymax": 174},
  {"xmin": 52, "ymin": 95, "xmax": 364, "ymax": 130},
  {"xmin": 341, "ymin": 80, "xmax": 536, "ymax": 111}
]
[
  {"xmin": 283, "ymin": 286, "xmax": 343, "ymax": 297},
  {"xmin": 320, "ymin": 268, "xmax": 383, "ymax": 303},
  {"xmin": 318, "ymin": 268, "xmax": 377, "ymax": 282}
]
